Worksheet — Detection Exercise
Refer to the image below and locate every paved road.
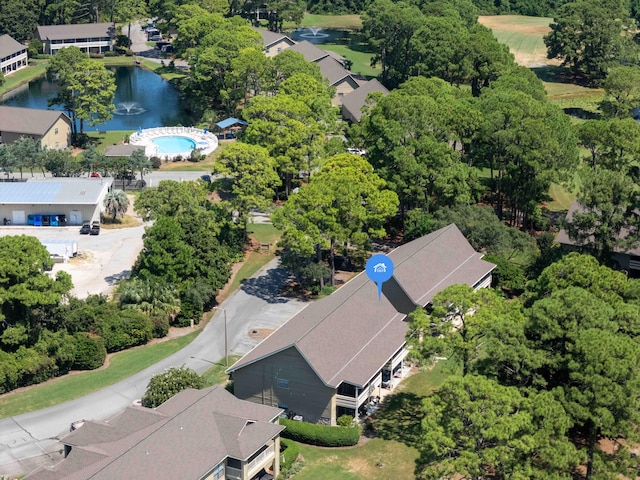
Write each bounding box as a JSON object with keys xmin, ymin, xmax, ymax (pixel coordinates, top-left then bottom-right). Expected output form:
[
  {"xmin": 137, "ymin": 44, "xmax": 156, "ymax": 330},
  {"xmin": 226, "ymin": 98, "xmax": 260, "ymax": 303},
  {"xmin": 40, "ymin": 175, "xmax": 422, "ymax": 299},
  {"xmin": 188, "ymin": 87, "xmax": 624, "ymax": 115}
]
[
  {"xmin": 129, "ymin": 20, "xmax": 189, "ymax": 69},
  {"xmin": 0, "ymin": 257, "xmax": 307, "ymax": 478}
]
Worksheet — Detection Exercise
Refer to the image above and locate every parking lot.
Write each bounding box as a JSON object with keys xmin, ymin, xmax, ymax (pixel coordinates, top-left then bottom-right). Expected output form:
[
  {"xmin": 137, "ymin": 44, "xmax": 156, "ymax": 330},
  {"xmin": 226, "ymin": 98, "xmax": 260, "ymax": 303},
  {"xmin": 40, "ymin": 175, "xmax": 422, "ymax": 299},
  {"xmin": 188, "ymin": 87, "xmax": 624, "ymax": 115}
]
[{"xmin": 0, "ymin": 224, "xmax": 146, "ymax": 298}]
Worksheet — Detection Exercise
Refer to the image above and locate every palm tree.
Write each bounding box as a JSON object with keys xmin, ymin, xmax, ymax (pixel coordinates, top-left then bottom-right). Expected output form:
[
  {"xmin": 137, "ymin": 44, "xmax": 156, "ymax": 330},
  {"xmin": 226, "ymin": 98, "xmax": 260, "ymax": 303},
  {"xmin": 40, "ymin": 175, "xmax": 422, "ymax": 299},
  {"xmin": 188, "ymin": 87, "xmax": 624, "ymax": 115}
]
[{"xmin": 104, "ymin": 189, "xmax": 129, "ymax": 220}]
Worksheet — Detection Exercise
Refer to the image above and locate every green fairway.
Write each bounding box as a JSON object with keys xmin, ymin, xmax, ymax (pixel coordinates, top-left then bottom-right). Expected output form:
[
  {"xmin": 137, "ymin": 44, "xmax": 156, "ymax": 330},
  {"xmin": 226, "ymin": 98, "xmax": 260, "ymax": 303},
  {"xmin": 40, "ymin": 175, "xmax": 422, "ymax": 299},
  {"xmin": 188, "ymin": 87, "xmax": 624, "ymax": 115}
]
[
  {"xmin": 478, "ymin": 15, "xmax": 552, "ymax": 66},
  {"xmin": 298, "ymin": 14, "xmax": 362, "ymax": 29},
  {"xmin": 321, "ymin": 44, "xmax": 380, "ymax": 78},
  {"xmin": 0, "ymin": 331, "xmax": 200, "ymax": 418}
]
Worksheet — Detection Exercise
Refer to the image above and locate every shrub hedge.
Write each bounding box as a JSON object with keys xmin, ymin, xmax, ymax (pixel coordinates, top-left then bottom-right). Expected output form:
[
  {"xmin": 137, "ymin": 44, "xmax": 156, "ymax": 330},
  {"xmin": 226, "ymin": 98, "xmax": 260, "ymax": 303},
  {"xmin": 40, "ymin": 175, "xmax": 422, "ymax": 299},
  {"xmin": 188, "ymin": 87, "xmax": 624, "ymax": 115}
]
[
  {"xmin": 280, "ymin": 418, "xmax": 360, "ymax": 447},
  {"xmin": 279, "ymin": 439, "xmax": 300, "ymax": 472}
]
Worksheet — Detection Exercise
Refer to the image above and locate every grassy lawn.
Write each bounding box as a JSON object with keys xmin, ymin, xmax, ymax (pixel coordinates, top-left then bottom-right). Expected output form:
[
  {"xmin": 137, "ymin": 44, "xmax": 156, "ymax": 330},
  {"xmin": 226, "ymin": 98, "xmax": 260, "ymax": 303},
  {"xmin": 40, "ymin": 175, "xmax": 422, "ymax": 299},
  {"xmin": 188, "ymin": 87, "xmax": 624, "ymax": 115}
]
[
  {"xmin": 320, "ymin": 44, "xmax": 380, "ymax": 78},
  {"xmin": 248, "ymin": 223, "xmax": 282, "ymax": 245},
  {"xmin": 297, "ymin": 14, "xmax": 363, "ymax": 29},
  {"xmin": 137, "ymin": 58, "xmax": 187, "ymax": 81},
  {"xmin": 0, "ymin": 60, "xmax": 47, "ymax": 96},
  {"xmin": 201, "ymin": 355, "xmax": 240, "ymax": 386},
  {"xmin": 289, "ymin": 360, "xmax": 456, "ymax": 479},
  {"xmin": 87, "ymin": 130, "xmax": 135, "ymax": 148},
  {"xmin": 99, "ymin": 56, "xmax": 136, "ymax": 67},
  {"xmin": 0, "ymin": 331, "xmax": 200, "ymax": 419}
]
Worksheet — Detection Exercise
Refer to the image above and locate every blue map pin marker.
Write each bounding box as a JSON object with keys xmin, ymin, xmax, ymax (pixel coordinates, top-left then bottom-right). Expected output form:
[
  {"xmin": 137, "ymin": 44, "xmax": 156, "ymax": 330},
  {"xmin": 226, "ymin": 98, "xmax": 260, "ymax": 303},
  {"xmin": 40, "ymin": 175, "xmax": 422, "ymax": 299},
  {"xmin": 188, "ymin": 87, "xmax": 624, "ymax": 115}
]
[{"xmin": 366, "ymin": 254, "xmax": 394, "ymax": 300}]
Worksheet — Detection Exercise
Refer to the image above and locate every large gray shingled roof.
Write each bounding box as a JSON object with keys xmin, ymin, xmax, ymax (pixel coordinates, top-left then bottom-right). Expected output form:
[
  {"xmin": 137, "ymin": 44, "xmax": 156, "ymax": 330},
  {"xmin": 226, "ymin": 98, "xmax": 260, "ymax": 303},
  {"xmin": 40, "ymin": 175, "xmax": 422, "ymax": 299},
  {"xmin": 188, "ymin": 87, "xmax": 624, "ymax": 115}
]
[
  {"xmin": 0, "ymin": 106, "xmax": 70, "ymax": 137},
  {"xmin": 228, "ymin": 224, "xmax": 495, "ymax": 388},
  {"xmin": 341, "ymin": 79, "xmax": 389, "ymax": 123},
  {"xmin": 36, "ymin": 23, "xmax": 115, "ymax": 41},
  {"xmin": 0, "ymin": 34, "xmax": 26, "ymax": 59},
  {"xmin": 24, "ymin": 386, "xmax": 284, "ymax": 480}
]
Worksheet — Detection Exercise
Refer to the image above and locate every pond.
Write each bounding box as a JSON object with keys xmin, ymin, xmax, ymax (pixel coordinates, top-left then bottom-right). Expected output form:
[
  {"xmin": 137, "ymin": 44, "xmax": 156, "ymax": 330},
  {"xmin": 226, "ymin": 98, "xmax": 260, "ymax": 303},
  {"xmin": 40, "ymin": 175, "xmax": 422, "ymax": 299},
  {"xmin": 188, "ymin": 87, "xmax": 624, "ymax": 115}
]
[
  {"xmin": 0, "ymin": 66, "xmax": 193, "ymax": 131},
  {"xmin": 289, "ymin": 27, "xmax": 353, "ymax": 45}
]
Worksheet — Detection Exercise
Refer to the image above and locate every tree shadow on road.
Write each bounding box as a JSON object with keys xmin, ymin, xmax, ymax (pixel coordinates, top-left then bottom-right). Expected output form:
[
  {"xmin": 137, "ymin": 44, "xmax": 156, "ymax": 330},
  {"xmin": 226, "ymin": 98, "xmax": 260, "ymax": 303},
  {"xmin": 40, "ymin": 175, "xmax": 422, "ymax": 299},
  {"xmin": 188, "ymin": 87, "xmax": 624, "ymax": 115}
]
[
  {"xmin": 240, "ymin": 266, "xmax": 295, "ymax": 303},
  {"xmin": 105, "ymin": 270, "xmax": 131, "ymax": 285}
]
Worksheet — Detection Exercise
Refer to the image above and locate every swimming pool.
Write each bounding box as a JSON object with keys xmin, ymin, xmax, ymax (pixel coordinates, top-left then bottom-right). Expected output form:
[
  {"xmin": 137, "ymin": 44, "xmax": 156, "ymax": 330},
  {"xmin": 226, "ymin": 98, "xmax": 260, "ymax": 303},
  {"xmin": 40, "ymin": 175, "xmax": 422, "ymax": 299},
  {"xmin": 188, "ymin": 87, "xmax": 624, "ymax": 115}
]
[
  {"xmin": 129, "ymin": 127, "xmax": 219, "ymax": 160},
  {"xmin": 151, "ymin": 136, "xmax": 197, "ymax": 154}
]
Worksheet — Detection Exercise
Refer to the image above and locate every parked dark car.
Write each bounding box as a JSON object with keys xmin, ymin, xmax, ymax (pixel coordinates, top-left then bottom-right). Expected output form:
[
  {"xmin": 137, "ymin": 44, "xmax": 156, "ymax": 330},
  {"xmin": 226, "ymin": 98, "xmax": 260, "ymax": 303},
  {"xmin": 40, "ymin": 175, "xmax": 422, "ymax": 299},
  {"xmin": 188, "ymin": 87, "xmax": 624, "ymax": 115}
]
[
  {"xmin": 160, "ymin": 45, "xmax": 174, "ymax": 54},
  {"xmin": 90, "ymin": 225, "xmax": 100, "ymax": 235},
  {"xmin": 80, "ymin": 222, "xmax": 91, "ymax": 234},
  {"xmin": 155, "ymin": 41, "xmax": 170, "ymax": 50},
  {"xmin": 200, "ymin": 174, "xmax": 211, "ymax": 183}
]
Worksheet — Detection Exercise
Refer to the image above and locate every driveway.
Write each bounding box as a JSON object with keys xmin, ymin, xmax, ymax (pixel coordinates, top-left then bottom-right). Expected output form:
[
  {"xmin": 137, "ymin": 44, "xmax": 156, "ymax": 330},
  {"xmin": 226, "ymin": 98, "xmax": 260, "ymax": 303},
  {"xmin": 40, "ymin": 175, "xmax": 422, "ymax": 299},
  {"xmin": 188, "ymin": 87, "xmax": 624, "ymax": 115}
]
[
  {"xmin": 129, "ymin": 20, "xmax": 189, "ymax": 69},
  {"xmin": 0, "ymin": 257, "xmax": 308, "ymax": 478}
]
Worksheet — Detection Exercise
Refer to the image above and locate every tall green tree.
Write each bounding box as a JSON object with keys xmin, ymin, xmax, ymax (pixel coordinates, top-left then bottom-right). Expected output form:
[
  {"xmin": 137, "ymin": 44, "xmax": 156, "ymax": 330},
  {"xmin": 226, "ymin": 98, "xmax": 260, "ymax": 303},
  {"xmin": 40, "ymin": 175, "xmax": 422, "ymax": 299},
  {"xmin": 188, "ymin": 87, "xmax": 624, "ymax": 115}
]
[
  {"xmin": 419, "ymin": 375, "xmax": 580, "ymax": 479},
  {"xmin": 600, "ymin": 66, "xmax": 640, "ymax": 118},
  {"xmin": 242, "ymin": 93, "xmax": 324, "ymax": 195},
  {"xmin": 544, "ymin": 0, "xmax": 638, "ymax": 81},
  {"xmin": 214, "ymin": 142, "xmax": 280, "ymax": 235},
  {"xmin": 564, "ymin": 167, "xmax": 640, "ymax": 259},
  {"xmin": 475, "ymin": 85, "xmax": 578, "ymax": 226},
  {"xmin": 407, "ymin": 285, "xmax": 504, "ymax": 375},
  {"xmin": 273, "ymin": 154, "xmax": 398, "ymax": 285},
  {"xmin": 129, "ymin": 148, "xmax": 151, "ymax": 182},
  {"xmin": 0, "ymin": 235, "xmax": 73, "ymax": 326}
]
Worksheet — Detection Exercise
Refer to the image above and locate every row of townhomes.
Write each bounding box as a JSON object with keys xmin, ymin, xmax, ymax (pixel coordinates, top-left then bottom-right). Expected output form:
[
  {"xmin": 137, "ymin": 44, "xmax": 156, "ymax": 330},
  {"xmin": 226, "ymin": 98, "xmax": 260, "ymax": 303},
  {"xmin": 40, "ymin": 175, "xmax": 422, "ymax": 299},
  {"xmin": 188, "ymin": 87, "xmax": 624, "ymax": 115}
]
[
  {"xmin": 25, "ymin": 386, "xmax": 284, "ymax": 480},
  {"xmin": 0, "ymin": 23, "xmax": 115, "ymax": 79},
  {"xmin": 36, "ymin": 23, "xmax": 116, "ymax": 55},
  {"xmin": 252, "ymin": 28, "xmax": 389, "ymax": 122},
  {"xmin": 227, "ymin": 224, "xmax": 496, "ymax": 424},
  {"xmin": 0, "ymin": 34, "xmax": 28, "ymax": 77}
]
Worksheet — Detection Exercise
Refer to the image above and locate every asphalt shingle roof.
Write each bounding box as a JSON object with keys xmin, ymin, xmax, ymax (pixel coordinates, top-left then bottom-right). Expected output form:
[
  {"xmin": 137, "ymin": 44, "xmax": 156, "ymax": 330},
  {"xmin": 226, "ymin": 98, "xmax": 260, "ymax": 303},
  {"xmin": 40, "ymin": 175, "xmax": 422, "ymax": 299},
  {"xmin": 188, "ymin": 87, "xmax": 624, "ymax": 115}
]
[
  {"xmin": 250, "ymin": 27, "xmax": 294, "ymax": 48},
  {"xmin": 228, "ymin": 224, "xmax": 495, "ymax": 388},
  {"xmin": 0, "ymin": 34, "xmax": 26, "ymax": 59},
  {"xmin": 341, "ymin": 79, "xmax": 389, "ymax": 122},
  {"xmin": 25, "ymin": 387, "xmax": 284, "ymax": 480},
  {"xmin": 36, "ymin": 23, "xmax": 115, "ymax": 41},
  {"xmin": 0, "ymin": 106, "xmax": 69, "ymax": 136},
  {"xmin": 288, "ymin": 41, "xmax": 329, "ymax": 62}
]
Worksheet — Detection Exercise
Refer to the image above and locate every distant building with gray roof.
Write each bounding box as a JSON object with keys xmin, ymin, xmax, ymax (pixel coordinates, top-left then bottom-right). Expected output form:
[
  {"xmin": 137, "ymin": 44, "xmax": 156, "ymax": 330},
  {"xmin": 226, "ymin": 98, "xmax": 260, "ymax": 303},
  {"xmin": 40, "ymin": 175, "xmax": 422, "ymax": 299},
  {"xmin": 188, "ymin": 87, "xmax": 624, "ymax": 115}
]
[
  {"xmin": 36, "ymin": 23, "xmax": 115, "ymax": 55},
  {"xmin": 341, "ymin": 79, "xmax": 389, "ymax": 123},
  {"xmin": 0, "ymin": 178, "xmax": 111, "ymax": 225},
  {"xmin": 24, "ymin": 386, "xmax": 285, "ymax": 480},
  {"xmin": 0, "ymin": 34, "xmax": 27, "ymax": 77},
  {"xmin": 227, "ymin": 224, "xmax": 495, "ymax": 425},
  {"xmin": 251, "ymin": 27, "xmax": 295, "ymax": 57},
  {"xmin": 288, "ymin": 40, "xmax": 330, "ymax": 63},
  {"xmin": 0, "ymin": 106, "xmax": 72, "ymax": 149}
]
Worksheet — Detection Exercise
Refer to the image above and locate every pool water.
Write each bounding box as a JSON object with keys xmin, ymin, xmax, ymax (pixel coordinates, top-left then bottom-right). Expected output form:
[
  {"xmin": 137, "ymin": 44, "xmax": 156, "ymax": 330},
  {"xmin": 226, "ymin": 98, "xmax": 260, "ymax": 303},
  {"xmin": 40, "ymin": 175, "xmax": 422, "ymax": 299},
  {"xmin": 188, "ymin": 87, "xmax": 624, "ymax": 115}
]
[{"xmin": 152, "ymin": 136, "xmax": 196, "ymax": 154}]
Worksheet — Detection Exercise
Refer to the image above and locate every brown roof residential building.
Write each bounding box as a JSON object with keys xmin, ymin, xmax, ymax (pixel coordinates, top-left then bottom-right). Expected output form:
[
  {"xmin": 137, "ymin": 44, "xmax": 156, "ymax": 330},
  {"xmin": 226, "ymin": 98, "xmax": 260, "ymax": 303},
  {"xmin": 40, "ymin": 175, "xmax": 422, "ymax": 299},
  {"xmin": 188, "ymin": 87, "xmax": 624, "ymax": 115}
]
[
  {"xmin": 36, "ymin": 23, "xmax": 115, "ymax": 55},
  {"xmin": 341, "ymin": 79, "xmax": 389, "ymax": 123},
  {"xmin": 557, "ymin": 198, "xmax": 640, "ymax": 274},
  {"xmin": 315, "ymin": 56, "xmax": 361, "ymax": 106},
  {"xmin": 288, "ymin": 40, "xmax": 330, "ymax": 63},
  {"xmin": 0, "ymin": 106, "xmax": 71, "ymax": 149},
  {"xmin": 0, "ymin": 34, "xmax": 28, "ymax": 77},
  {"xmin": 24, "ymin": 386, "xmax": 284, "ymax": 480},
  {"xmin": 227, "ymin": 224, "xmax": 495, "ymax": 425},
  {"xmin": 251, "ymin": 27, "xmax": 295, "ymax": 57}
]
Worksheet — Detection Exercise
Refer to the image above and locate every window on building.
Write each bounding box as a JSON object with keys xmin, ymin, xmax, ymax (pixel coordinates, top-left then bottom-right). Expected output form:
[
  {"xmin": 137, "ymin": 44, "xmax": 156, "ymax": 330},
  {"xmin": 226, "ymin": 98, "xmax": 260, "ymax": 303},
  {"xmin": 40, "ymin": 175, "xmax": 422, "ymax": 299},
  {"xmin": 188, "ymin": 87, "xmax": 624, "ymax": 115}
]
[
  {"xmin": 227, "ymin": 458, "xmax": 241, "ymax": 469},
  {"xmin": 212, "ymin": 462, "xmax": 225, "ymax": 480},
  {"xmin": 277, "ymin": 378, "xmax": 289, "ymax": 389},
  {"xmin": 54, "ymin": 128, "xmax": 58, "ymax": 135}
]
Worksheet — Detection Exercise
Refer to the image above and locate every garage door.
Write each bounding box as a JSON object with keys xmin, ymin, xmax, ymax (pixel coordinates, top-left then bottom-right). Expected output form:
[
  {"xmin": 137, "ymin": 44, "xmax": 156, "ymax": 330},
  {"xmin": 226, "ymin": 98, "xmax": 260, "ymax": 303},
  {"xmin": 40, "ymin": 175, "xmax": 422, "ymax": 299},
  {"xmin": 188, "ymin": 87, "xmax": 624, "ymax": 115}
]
[{"xmin": 12, "ymin": 211, "xmax": 25, "ymax": 225}]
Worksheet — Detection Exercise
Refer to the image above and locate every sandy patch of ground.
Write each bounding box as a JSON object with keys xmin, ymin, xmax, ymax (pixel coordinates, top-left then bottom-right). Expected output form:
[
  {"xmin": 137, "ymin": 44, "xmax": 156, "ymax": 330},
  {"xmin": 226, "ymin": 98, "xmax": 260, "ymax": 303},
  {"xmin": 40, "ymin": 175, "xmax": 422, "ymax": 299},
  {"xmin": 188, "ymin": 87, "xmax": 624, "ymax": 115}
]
[{"xmin": 478, "ymin": 15, "xmax": 551, "ymax": 35}]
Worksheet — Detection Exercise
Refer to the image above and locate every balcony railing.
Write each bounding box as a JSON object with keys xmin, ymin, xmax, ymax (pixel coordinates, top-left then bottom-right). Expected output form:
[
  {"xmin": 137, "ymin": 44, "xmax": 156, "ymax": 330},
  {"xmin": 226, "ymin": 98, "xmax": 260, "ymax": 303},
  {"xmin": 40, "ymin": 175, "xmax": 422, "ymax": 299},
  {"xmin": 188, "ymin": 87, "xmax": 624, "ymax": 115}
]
[
  {"xmin": 225, "ymin": 465, "xmax": 242, "ymax": 480},
  {"xmin": 247, "ymin": 441, "xmax": 275, "ymax": 476}
]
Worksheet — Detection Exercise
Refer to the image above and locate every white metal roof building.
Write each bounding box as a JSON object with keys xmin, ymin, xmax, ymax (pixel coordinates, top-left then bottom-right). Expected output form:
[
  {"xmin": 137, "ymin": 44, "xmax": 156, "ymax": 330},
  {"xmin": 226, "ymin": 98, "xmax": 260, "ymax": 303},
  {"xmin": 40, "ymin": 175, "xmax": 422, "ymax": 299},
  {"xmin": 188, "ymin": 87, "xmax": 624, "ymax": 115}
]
[{"xmin": 0, "ymin": 179, "xmax": 112, "ymax": 225}]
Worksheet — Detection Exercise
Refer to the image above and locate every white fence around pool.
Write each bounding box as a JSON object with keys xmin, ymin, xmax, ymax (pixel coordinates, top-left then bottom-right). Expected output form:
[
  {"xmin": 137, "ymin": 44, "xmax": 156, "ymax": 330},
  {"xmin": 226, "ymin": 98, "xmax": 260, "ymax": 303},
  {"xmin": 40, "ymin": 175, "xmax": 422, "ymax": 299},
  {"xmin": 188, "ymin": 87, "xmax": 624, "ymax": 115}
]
[{"xmin": 129, "ymin": 126, "xmax": 219, "ymax": 160}]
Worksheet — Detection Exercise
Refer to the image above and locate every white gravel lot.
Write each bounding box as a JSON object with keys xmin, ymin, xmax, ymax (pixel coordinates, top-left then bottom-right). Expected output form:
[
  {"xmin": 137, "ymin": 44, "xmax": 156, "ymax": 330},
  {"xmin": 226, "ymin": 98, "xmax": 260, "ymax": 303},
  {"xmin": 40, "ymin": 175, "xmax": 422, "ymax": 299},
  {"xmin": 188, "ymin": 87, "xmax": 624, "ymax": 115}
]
[{"xmin": 0, "ymin": 224, "xmax": 146, "ymax": 299}]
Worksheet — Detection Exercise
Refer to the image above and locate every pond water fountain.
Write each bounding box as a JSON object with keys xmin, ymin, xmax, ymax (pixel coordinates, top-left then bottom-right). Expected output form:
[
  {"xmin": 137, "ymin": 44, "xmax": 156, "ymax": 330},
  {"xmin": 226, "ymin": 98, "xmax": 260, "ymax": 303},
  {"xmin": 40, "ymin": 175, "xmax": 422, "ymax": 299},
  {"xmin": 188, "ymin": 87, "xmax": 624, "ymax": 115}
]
[
  {"xmin": 298, "ymin": 27, "xmax": 329, "ymax": 39},
  {"xmin": 113, "ymin": 101, "xmax": 146, "ymax": 116}
]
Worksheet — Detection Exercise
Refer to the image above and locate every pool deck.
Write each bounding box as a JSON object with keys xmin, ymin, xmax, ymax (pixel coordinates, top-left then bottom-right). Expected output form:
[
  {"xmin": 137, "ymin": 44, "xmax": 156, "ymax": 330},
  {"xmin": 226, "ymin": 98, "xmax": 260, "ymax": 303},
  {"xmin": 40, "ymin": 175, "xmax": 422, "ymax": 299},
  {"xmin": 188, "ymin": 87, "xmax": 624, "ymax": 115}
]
[{"xmin": 129, "ymin": 126, "xmax": 218, "ymax": 160}]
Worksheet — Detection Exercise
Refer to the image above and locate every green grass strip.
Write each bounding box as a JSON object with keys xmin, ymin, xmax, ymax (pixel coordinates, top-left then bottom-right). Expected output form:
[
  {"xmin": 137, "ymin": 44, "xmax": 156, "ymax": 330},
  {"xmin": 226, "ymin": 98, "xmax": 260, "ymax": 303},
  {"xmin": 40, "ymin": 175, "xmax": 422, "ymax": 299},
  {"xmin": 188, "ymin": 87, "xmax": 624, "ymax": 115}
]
[
  {"xmin": 0, "ymin": 61, "xmax": 47, "ymax": 96},
  {"xmin": 0, "ymin": 331, "xmax": 200, "ymax": 419},
  {"xmin": 201, "ymin": 355, "xmax": 240, "ymax": 387}
]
